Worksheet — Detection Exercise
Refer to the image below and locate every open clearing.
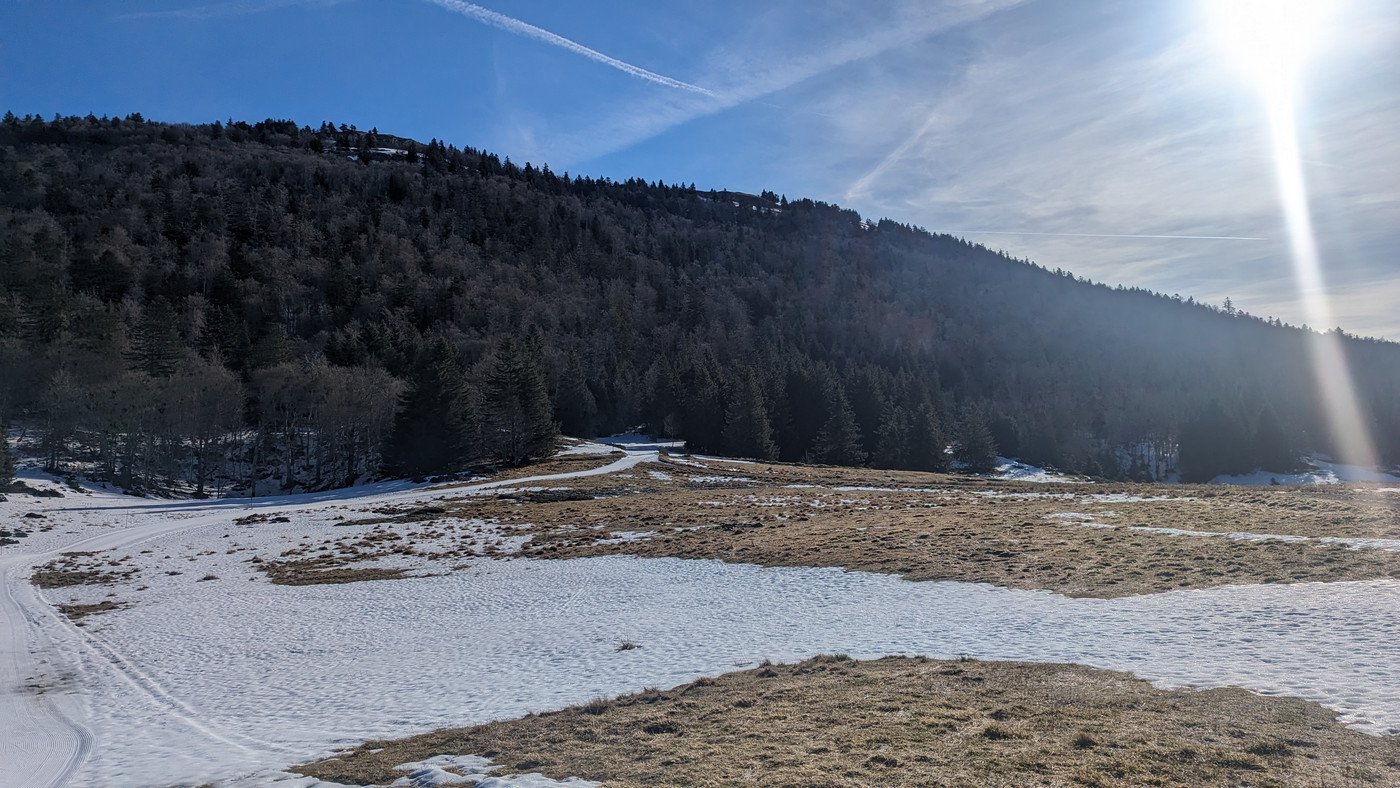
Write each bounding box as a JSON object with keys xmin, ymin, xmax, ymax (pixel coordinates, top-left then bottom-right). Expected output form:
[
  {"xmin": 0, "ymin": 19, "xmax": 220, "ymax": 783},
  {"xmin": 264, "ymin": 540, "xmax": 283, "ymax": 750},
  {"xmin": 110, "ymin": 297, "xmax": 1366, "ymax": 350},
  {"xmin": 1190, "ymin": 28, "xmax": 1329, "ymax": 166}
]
[
  {"xmin": 270, "ymin": 452, "xmax": 1400, "ymax": 598},
  {"xmin": 3, "ymin": 441, "xmax": 1399, "ymax": 785}
]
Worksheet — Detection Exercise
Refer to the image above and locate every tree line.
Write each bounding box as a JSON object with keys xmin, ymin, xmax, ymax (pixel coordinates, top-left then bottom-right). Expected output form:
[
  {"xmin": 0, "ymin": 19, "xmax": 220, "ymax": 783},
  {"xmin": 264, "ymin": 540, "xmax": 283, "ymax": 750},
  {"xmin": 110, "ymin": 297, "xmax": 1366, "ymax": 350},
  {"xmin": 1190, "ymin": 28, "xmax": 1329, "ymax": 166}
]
[{"xmin": 2, "ymin": 112, "xmax": 1399, "ymax": 493}]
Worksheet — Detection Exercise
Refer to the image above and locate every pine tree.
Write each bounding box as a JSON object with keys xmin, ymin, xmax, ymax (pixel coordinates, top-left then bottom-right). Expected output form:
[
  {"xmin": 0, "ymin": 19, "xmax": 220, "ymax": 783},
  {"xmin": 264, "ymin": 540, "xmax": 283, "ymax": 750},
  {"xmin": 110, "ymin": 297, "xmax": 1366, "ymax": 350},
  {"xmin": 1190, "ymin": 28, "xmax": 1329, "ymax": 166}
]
[
  {"xmin": 874, "ymin": 403, "xmax": 911, "ymax": 469},
  {"xmin": 1252, "ymin": 404, "xmax": 1301, "ymax": 473},
  {"xmin": 809, "ymin": 384, "xmax": 866, "ymax": 466},
  {"xmin": 679, "ymin": 351, "xmax": 725, "ymax": 454},
  {"xmin": 384, "ymin": 336, "xmax": 473, "ymax": 478},
  {"xmin": 954, "ymin": 405, "xmax": 998, "ymax": 474},
  {"xmin": 554, "ymin": 353, "xmax": 597, "ymax": 438},
  {"xmin": 127, "ymin": 298, "xmax": 184, "ymax": 377},
  {"xmin": 1178, "ymin": 400, "xmax": 1251, "ymax": 482},
  {"xmin": 0, "ymin": 417, "xmax": 16, "ymax": 487},
  {"xmin": 485, "ymin": 336, "xmax": 556, "ymax": 465},
  {"xmin": 721, "ymin": 372, "xmax": 778, "ymax": 461},
  {"xmin": 909, "ymin": 402, "xmax": 951, "ymax": 472}
]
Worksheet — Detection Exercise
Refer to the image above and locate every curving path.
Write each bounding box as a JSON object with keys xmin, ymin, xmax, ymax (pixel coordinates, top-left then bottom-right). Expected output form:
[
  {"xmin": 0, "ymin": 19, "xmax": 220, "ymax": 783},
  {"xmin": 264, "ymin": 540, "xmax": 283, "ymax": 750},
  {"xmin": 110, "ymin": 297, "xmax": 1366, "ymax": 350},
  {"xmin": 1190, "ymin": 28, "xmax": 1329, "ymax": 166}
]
[{"xmin": 0, "ymin": 447, "xmax": 655, "ymax": 787}]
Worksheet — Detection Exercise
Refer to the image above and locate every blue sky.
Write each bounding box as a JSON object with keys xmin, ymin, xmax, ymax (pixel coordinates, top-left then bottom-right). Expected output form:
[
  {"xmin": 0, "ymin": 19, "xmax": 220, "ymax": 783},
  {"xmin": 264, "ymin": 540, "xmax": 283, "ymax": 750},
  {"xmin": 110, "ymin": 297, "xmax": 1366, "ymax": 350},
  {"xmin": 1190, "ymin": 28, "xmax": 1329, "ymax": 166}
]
[{"xmin": 4, "ymin": 0, "xmax": 1398, "ymax": 338}]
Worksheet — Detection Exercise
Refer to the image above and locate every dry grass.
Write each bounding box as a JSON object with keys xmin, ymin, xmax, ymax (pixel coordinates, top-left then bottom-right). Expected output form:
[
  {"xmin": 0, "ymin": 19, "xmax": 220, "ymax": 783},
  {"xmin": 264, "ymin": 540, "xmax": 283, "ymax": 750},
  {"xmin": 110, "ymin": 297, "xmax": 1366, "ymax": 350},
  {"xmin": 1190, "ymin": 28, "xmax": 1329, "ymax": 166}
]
[
  {"xmin": 248, "ymin": 454, "xmax": 1399, "ymax": 597},
  {"xmin": 407, "ymin": 459, "xmax": 1399, "ymax": 598},
  {"xmin": 549, "ymin": 502, "xmax": 1400, "ymax": 598},
  {"xmin": 257, "ymin": 556, "xmax": 414, "ymax": 585},
  {"xmin": 451, "ymin": 451, "xmax": 625, "ymax": 487},
  {"xmin": 56, "ymin": 599, "xmax": 126, "ymax": 622},
  {"xmin": 31, "ymin": 551, "xmax": 139, "ymax": 588},
  {"xmin": 294, "ymin": 655, "xmax": 1400, "ymax": 787}
]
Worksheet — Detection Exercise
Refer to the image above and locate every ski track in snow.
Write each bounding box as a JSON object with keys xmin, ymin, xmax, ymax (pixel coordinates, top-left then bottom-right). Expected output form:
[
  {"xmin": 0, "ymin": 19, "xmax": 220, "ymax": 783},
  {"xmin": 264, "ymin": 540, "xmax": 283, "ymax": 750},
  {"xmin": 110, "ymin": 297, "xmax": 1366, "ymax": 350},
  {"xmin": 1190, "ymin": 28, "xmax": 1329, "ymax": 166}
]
[
  {"xmin": 4, "ymin": 448, "xmax": 1400, "ymax": 786},
  {"xmin": 0, "ymin": 451, "xmax": 653, "ymax": 787}
]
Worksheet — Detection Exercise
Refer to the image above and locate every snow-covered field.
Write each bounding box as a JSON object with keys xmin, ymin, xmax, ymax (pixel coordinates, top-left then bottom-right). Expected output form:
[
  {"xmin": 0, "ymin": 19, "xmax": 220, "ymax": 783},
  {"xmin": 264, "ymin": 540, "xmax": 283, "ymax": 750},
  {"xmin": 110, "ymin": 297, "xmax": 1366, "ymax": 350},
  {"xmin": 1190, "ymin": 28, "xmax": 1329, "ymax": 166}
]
[{"xmin": 4, "ymin": 446, "xmax": 1400, "ymax": 786}]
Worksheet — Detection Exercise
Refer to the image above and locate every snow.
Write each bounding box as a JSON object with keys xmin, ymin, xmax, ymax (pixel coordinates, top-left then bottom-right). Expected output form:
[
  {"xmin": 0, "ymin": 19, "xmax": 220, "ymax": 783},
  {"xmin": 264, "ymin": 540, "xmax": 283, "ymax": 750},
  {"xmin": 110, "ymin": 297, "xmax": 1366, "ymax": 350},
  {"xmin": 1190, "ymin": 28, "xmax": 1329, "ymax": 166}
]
[
  {"xmin": 598, "ymin": 432, "xmax": 685, "ymax": 452},
  {"xmin": 0, "ymin": 447, "xmax": 662, "ymax": 787},
  {"xmin": 388, "ymin": 755, "xmax": 598, "ymax": 787},
  {"xmin": 992, "ymin": 457, "xmax": 1084, "ymax": 483},
  {"xmin": 1320, "ymin": 536, "xmax": 1400, "ymax": 552},
  {"xmin": 972, "ymin": 490, "xmax": 1076, "ymax": 500},
  {"xmin": 1088, "ymin": 493, "xmax": 1196, "ymax": 503},
  {"xmin": 23, "ymin": 556, "xmax": 1400, "ymax": 786},
  {"xmin": 1210, "ymin": 456, "xmax": 1400, "ymax": 486},
  {"xmin": 1127, "ymin": 526, "xmax": 1311, "ymax": 544},
  {"xmin": 595, "ymin": 530, "xmax": 657, "ymax": 545},
  {"xmin": 1043, "ymin": 513, "xmax": 1398, "ymax": 551},
  {"xmin": 691, "ymin": 454, "xmax": 755, "ymax": 465},
  {"xmin": 554, "ymin": 440, "xmax": 621, "ymax": 457},
  {"xmin": 6, "ymin": 442, "xmax": 1400, "ymax": 786}
]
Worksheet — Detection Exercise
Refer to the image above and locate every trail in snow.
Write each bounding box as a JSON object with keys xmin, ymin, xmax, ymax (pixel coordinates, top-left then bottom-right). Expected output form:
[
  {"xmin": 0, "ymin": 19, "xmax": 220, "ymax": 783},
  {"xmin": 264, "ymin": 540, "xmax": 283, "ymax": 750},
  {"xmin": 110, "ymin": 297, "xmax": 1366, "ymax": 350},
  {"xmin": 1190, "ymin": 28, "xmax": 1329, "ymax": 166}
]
[
  {"xmin": 0, "ymin": 551, "xmax": 92, "ymax": 787},
  {"xmin": 4, "ymin": 443, "xmax": 1400, "ymax": 786},
  {"xmin": 0, "ymin": 448, "xmax": 657, "ymax": 787},
  {"xmin": 56, "ymin": 558, "xmax": 1400, "ymax": 786}
]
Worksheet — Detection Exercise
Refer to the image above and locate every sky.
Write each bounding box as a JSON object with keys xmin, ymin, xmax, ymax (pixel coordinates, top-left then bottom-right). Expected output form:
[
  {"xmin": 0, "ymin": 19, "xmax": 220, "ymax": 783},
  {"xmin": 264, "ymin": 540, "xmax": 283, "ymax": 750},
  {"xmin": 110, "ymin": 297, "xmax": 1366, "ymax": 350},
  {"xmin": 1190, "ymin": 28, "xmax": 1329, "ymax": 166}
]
[{"xmin": 3, "ymin": 0, "xmax": 1398, "ymax": 339}]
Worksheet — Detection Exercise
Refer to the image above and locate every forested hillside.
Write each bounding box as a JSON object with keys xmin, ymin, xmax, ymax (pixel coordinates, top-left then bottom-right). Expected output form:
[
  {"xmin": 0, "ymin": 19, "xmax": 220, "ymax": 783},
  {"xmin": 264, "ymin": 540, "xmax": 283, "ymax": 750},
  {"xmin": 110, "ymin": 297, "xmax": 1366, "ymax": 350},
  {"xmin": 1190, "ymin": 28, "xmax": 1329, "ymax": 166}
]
[{"xmin": 2, "ymin": 113, "xmax": 1398, "ymax": 493}]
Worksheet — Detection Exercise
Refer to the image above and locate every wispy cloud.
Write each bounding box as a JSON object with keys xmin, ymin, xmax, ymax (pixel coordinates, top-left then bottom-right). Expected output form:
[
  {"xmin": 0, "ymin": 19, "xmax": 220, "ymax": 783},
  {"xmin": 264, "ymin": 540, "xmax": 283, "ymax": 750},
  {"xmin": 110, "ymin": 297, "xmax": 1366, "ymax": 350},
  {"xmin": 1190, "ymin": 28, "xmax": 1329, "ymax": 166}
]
[
  {"xmin": 812, "ymin": 0, "xmax": 1400, "ymax": 337},
  {"xmin": 121, "ymin": 0, "xmax": 343, "ymax": 20},
  {"xmin": 516, "ymin": 0, "xmax": 1032, "ymax": 166},
  {"xmin": 424, "ymin": 0, "xmax": 715, "ymax": 97}
]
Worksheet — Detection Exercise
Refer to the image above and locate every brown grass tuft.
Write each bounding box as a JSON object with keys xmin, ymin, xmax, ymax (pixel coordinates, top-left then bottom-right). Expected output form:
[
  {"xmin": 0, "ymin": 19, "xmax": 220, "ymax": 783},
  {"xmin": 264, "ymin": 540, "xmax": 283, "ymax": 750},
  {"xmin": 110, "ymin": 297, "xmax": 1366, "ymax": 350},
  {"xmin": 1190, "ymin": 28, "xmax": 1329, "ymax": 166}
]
[{"xmin": 292, "ymin": 656, "xmax": 1400, "ymax": 787}]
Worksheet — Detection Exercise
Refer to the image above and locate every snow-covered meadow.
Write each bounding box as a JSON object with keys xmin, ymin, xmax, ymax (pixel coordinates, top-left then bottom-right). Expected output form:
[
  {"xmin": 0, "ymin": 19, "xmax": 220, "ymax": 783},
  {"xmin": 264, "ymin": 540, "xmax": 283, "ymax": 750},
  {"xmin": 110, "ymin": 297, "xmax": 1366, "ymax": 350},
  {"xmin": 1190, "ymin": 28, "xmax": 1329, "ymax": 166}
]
[{"xmin": 3, "ymin": 442, "xmax": 1399, "ymax": 786}]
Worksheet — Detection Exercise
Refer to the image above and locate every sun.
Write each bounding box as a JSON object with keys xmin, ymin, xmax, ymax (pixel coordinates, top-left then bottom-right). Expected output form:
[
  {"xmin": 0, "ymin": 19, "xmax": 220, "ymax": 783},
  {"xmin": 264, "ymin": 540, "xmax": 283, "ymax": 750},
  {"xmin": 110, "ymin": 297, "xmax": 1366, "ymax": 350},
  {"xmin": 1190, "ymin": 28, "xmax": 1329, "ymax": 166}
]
[
  {"xmin": 1205, "ymin": 0, "xmax": 1379, "ymax": 470},
  {"xmin": 1206, "ymin": 0, "xmax": 1335, "ymax": 96}
]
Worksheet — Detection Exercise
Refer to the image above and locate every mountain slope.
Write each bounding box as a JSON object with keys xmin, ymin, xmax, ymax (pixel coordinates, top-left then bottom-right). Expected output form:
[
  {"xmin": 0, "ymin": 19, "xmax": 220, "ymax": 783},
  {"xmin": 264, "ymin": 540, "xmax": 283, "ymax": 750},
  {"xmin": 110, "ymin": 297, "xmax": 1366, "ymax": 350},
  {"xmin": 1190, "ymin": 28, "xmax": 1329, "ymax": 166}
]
[{"xmin": 2, "ymin": 112, "xmax": 1397, "ymax": 490}]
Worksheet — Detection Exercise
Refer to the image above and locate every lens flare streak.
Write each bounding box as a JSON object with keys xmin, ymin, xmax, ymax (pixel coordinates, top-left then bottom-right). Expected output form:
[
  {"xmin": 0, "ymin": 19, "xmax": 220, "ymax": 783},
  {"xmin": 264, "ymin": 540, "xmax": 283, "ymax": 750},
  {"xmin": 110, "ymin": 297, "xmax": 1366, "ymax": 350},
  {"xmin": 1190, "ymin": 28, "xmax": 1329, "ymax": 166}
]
[
  {"xmin": 1209, "ymin": 0, "xmax": 1378, "ymax": 469},
  {"xmin": 1263, "ymin": 87, "xmax": 1379, "ymax": 469}
]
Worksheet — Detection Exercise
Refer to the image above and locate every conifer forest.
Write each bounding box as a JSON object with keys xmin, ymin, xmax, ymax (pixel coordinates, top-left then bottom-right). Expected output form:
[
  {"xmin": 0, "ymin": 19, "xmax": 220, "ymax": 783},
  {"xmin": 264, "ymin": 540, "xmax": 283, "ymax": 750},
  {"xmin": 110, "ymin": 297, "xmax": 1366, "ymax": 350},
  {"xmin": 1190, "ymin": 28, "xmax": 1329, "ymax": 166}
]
[{"xmin": 3, "ymin": 113, "xmax": 1399, "ymax": 493}]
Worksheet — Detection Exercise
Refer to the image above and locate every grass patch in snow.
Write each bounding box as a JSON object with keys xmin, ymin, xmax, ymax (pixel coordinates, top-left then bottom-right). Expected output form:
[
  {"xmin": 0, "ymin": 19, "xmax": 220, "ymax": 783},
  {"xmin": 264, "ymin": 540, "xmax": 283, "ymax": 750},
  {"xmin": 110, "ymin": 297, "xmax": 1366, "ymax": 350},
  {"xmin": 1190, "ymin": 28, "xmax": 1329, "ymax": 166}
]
[
  {"xmin": 56, "ymin": 599, "xmax": 127, "ymax": 622},
  {"xmin": 457, "ymin": 463, "xmax": 1400, "ymax": 597},
  {"xmin": 232, "ymin": 456, "xmax": 1400, "ymax": 598},
  {"xmin": 31, "ymin": 552, "xmax": 138, "ymax": 588},
  {"xmin": 293, "ymin": 655, "xmax": 1400, "ymax": 787},
  {"xmin": 259, "ymin": 558, "xmax": 414, "ymax": 586}
]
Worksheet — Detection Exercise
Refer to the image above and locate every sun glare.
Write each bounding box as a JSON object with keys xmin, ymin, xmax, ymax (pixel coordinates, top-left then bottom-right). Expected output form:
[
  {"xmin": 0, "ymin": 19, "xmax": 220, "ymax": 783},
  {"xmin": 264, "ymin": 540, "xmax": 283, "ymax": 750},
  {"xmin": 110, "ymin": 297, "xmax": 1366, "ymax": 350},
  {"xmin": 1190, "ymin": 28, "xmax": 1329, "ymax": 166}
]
[
  {"xmin": 1206, "ymin": 0, "xmax": 1378, "ymax": 470},
  {"xmin": 1208, "ymin": 0, "xmax": 1333, "ymax": 94}
]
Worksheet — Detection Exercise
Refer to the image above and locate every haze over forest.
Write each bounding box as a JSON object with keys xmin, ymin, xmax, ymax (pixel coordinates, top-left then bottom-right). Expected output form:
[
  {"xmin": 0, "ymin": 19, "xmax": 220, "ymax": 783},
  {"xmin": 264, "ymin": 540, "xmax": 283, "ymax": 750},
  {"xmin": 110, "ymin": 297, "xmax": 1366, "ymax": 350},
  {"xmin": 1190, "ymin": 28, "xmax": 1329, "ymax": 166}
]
[{"xmin": 2, "ymin": 114, "xmax": 1399, "ymax": 493}]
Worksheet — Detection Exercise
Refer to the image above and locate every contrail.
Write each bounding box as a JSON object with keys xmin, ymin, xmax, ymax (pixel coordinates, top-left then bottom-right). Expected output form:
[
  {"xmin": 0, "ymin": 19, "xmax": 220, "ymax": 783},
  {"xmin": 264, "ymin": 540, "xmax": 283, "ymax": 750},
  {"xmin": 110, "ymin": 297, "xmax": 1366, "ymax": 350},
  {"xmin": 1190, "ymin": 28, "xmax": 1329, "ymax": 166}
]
[
  {"xmin": 121, "ymin": 0, "xmax": 340, "ymax": 20},
  {"xmin": 945, "ymin": 230, "xmax": 1267, "ymax": 241},
  {"xmin": 424, "ymin": 0, "xmax": 715, "ymax": 97}
]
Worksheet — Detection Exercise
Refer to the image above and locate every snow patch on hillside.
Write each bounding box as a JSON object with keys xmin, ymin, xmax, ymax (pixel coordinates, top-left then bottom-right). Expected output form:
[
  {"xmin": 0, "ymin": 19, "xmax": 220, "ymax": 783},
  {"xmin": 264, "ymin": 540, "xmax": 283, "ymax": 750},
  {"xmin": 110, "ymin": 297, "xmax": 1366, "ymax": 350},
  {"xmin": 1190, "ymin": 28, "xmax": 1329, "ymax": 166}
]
[
  {"xmin": 1210, "ymin": 456, "xmax": 1400, "ymax": 486},
  {"xmin": 555, "ymin": 440, "xmax": 621, "ymax": 457},
  {"xmin": 992, "ymin": 457, "xmax": 1084, "ymax": 483}
]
